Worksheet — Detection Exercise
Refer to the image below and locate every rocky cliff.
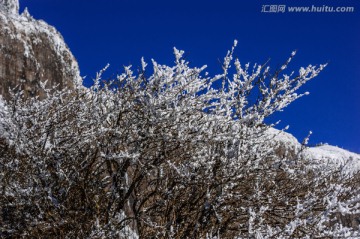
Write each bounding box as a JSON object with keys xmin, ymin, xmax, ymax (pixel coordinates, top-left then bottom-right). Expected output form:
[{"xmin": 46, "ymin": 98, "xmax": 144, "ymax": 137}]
[{"xmin": 0, "ymin": 0, "xmax": 80, "ymax": 100}]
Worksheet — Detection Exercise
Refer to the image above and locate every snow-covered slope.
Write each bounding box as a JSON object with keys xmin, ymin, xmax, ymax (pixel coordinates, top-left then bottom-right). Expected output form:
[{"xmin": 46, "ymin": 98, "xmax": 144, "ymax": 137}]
[
  {"xmin": 306, "ymin": 144, "xmax": 360, "ymax": 174},
  {"xmin": 265, "ymin": 127, "xmax": 301, "ymax": 158},
  {"xmin": 0, "ymin": 0, "xmax": 81, "ymax": 100},
  {"xmin": 266, "ymin": 127, "xmax": 360, "ymax": 174}
]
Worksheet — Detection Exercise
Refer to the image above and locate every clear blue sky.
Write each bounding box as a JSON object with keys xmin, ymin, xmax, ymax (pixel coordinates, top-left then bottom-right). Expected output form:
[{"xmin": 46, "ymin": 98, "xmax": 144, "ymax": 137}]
[{"xmin": 20, "ymin": 0, "xmax": 360, "ymax": 153}]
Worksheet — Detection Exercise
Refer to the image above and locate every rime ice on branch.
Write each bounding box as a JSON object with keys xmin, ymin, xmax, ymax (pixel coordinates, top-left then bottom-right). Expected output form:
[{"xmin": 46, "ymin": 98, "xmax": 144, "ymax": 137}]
[{"xmin": 0, "ymin": 41, "xmax": 359, "ymax": 238}]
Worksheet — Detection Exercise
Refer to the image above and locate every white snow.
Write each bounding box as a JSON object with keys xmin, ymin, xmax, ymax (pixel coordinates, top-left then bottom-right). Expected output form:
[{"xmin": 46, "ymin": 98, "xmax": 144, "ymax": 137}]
[
  {"xmin": 266, "ymin": 127, "xmax": 300, "ymax": 148},
  {"xmin": 306, "ymin": 144, "xmax": 360, "ymax": 174},
  {"xmin": 266, "ymin": 127, "xmax": 360, "ymax": 174}
]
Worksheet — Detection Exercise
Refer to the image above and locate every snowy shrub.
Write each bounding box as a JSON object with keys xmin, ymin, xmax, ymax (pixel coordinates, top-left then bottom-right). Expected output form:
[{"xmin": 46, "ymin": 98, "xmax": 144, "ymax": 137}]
[{"xmin": 0, "ymin": 42, "xmax": 359, "ymax": 238}]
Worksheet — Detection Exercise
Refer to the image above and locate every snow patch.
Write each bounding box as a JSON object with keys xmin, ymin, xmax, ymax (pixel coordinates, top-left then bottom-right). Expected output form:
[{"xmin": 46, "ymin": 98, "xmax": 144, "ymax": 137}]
[
  {"xmin": 265, "ymin": 128, "xmax": 360, "ymax": 174},
  {"xmin": 306, "ymin": 144, "xmax": 360, "ymax": 174}
]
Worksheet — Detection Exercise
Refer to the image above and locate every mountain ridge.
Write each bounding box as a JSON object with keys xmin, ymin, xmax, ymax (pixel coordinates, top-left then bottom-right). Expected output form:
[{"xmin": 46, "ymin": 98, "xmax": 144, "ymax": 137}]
[{"xmin": 267, "ymin": 127, "xmax": 360, "ymax": 174}]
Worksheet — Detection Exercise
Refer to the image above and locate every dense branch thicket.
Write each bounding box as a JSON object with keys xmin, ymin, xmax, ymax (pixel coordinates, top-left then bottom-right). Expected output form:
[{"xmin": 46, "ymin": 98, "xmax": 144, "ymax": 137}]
[{"xmin": 0, "ymin": 42, "xmax": 359, "ymax": 238}]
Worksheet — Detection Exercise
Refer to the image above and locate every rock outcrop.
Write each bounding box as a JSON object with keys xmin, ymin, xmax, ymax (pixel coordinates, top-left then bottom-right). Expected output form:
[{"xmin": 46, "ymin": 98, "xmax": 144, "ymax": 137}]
[{"xmin": 0, "ymin": 0, "xmax": 80, "ymax": 100}]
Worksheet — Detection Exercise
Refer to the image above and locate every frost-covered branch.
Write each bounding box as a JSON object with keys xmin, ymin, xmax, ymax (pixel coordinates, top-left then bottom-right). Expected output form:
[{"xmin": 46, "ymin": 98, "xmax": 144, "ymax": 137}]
[{"xmin": 0, "ymin": 44, "xmax": 358, "ymax": 238}]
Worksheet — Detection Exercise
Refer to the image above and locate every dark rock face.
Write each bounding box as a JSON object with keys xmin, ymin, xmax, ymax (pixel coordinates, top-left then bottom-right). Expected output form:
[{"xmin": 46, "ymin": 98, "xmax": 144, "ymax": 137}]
[{"xmin": 0, "ymin": 0, "xmax": 80, "ymax": 100}]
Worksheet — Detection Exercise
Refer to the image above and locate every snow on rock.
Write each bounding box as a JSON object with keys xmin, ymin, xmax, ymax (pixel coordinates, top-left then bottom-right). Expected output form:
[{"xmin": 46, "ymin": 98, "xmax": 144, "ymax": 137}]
[
  {"xmin": 0, "ymin": 0, "xmax": 19, "ymax": 15},
  {"xmin": 306, "ymin": 144, "xmax": 360, "ymax": 174},
  {"xmin": 265, "ymin": 127, "xmax": 301, "ymax": 158},
  {"xmin": 0, "ymin": 1, "xmax": 81, "ymax": 100},
  {"xmin": 266, "ymin": 127, "xmax": 360, "ymax": 174}
]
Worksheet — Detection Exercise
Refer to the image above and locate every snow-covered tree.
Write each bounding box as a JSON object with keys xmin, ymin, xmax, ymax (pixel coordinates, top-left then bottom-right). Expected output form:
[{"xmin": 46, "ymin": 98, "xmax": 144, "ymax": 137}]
[{"xmin": 0, "ymin": 42, "xmax": 359, "ymax": 238}]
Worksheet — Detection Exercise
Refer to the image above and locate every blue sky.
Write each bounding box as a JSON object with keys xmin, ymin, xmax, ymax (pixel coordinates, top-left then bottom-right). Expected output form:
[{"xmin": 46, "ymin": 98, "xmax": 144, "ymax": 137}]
[{"xmin": 20, "ymin": 0, "xmax": 360, "ymax": 153}]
